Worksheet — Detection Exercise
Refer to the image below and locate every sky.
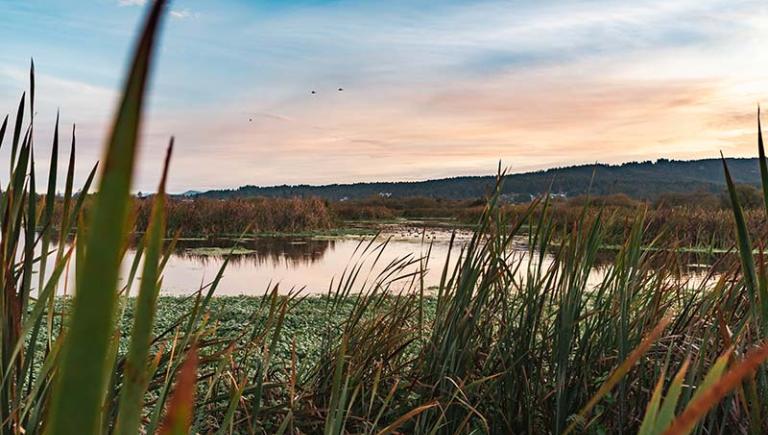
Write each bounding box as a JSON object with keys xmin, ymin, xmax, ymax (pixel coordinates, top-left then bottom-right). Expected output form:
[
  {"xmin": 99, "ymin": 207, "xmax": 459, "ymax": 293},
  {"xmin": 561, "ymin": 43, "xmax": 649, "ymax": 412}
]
[{"xmin": 2, "ymin": 0, "xmax": 768, "ymax": 193}]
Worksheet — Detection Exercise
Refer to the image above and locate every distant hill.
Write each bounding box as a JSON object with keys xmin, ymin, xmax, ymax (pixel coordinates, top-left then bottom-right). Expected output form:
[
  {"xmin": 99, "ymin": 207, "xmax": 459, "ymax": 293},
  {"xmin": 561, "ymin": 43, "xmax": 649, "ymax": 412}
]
[{"xmin": 191, "ymin": 158, "xmax": 763, "ymax": 201}]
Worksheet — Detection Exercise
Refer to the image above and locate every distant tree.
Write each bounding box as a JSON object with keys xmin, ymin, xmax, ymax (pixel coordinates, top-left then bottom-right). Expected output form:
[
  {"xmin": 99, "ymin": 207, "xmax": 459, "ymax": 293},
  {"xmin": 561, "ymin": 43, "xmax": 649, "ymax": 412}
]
[
  {"xmin": 566, "ymin": 193, "xmax": 640, "ymax": 208},
  {"xmin": 720, "ymin": 183, "xmax": 763, "ymax": 209},
  {"xmin": 654, "ymin": 191, "xmax": 720, "ymax": 210}
]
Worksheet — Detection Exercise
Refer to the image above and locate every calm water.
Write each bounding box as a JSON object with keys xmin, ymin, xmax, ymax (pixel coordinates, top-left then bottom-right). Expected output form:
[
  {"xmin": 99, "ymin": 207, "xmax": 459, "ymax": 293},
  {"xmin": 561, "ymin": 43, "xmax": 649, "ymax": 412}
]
[
  {"xmin": 39, "ymin": 231, "xmax": 723, "ymax": 296},
  {"xmin": 151, "ymin": 236, "xmax": 458, "ymax": 295},
  {"xmin": 44, "ymin": 234, "xmax": 467, "ymax": 296}
]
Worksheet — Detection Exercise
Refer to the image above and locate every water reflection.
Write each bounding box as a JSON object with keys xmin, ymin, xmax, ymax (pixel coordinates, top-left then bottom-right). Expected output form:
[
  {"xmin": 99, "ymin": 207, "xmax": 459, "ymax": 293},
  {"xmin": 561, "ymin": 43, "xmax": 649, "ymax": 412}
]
[
  {"xmin": 175, "ymin": 237, "xmax": 335, "ymax": 267},
  {"xmin": 590, "ymin": 248, "xmax": 736, "ymax": 275},
  {"xmin": 35, "ymin": 233, "xmax": 737, "ymax": 296},
  {"xmin": 152, "ymin": 236, "xmax": 444, "ymax": 295}
]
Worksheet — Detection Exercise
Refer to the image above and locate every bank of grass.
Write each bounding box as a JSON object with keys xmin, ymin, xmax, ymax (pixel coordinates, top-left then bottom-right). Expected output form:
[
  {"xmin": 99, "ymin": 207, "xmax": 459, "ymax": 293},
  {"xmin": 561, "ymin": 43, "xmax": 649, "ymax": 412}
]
[
  {"xmin": 334, "ymin": 191, "xmax": 768, "ymax": 251},
  {"xmin": 6, "ymin": 2, "xmax": 768, "ymax": 434}
]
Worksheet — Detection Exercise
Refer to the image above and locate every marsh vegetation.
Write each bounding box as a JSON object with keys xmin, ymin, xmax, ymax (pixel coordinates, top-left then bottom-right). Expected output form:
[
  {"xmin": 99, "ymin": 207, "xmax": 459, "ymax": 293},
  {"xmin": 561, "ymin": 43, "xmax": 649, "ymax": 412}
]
[{"xmin": 3, "ymin": 2, "xmax": 768, "ymax": 434}]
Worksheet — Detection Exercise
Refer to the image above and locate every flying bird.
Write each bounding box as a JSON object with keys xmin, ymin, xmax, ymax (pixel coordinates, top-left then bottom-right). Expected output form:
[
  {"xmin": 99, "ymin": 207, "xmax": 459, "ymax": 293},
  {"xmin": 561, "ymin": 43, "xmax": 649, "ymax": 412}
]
[
  {"xmin": 311, "ymin": 90, "xmax": 316, "ymax": 94},
  {"xmin": 338, "ymin": 88, "xmax": 343, "ymax": 91}
]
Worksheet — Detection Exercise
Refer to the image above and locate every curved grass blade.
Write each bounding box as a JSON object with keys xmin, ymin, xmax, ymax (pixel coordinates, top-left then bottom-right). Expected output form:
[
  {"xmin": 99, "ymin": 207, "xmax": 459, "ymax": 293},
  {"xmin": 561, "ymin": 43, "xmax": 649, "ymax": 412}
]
[
  {"xmin": 375, "ymin": 401, "xmax": 439, "ymax": 435},
  {"xmin": 722, "ymin": 154, "xmax": 768, "ymax": 331},
  {"xmin": 45, "ymin": 1, "xmax": 167, "ymax": 433},
  {"xmin": 758, "ymin": 107, "xmax": 768, "ymax": 218}
]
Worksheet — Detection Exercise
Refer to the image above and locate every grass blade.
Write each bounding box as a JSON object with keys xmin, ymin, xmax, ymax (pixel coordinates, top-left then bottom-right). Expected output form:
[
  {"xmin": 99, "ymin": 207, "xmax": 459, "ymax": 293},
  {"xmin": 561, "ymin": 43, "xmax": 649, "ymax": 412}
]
[
  {"xmin": 722, "ymin": 154, "xmax": 768, "ymax": 330},
  {"xmin": 158, "ymin": 346, "xmax": 198, "ymax": 435},
  {"xmin": 45, "ymin": 2, "xmax": 167, "ymax": 433},
  {"xmin": 114, "ymin": 140, "xmax": 172, "ymax": 435},
  {"xmin": 653, "ymin": 358, "xmax": 690, "ymax": 433},
  {"xmin": 663, "ymin": 343, "xmax": 768, "ymax": 435},
  {"xmin": 758, "ymin": 107, "xmax": 768, "ymax": 217}
]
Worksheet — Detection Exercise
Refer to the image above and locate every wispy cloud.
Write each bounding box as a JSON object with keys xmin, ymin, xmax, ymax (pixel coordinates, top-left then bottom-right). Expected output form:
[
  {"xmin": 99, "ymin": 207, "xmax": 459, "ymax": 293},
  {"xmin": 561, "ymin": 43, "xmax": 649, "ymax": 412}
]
[
  {"xmin": 170, "ymin": 9, "xmax": 198, "ymax": 20},
  {"xmin": 2, "ymin": 0, "xmax": 768, "ymax": 191},
  {"xmin": 118, "ymin": 1, "xmax": 197, "ymax": 20},
  {"xmin": 117, "ymin": 0, "xmax": 146, "ymax": 6}
]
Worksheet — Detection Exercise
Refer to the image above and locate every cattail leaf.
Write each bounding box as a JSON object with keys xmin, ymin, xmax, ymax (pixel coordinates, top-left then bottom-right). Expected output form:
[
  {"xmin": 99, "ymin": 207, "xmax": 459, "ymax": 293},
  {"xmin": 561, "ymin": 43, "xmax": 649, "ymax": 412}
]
[
  {"xmin": 10, "ymin": 92, "xmax": 24, "ymax": 172},
  {"xmin": 722, "ymin": 154, "xmax": 768, "ymax": 330},
  {"xmin": 45, "ymin": 1, "xmax": 167, "ymax": 433},
  {"xmin": 115, "ymin": 140, "xmax": 172, "ymax": 435},
  {"xmin": 758, "ymin": 107, "xmax": 768, "ymax": 218},
  {"xmin": 0, "ymin": 115, "xmax": 7, "ymax": 149}
]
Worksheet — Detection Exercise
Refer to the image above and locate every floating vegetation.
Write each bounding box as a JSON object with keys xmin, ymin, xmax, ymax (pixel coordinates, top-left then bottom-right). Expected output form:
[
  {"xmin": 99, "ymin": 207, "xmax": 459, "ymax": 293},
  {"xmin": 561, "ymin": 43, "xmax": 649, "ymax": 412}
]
[{"xmin": 183, "ymin": 246, "xmax": 258, "ymax": 256}]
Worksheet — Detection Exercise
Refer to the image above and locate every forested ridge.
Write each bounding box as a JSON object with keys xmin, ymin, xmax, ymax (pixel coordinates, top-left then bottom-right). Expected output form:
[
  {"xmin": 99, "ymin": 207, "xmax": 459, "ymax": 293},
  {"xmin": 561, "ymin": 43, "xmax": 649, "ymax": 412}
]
[{"xmin": 194, "ymin": 157, "xmax": 762, "ymax": 200}]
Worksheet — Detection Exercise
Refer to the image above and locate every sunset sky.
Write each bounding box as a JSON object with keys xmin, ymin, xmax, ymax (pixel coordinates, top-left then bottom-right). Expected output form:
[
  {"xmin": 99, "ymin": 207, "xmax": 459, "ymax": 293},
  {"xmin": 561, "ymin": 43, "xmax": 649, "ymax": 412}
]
[{"xmin": 2, "ymin": 0, "xmax": 768, "ymax": 192}]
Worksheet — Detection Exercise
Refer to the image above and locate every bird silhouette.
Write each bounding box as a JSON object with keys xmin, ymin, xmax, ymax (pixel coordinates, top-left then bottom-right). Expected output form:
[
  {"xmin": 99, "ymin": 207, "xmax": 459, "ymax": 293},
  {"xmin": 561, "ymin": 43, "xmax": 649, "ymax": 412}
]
[
  {"xmin": 338, "ymin": 88, "xmax": 343, "ymax": 91},
  {"xmin": 311, "ymin": 90, "xmax": 316, "ymax": 94}
]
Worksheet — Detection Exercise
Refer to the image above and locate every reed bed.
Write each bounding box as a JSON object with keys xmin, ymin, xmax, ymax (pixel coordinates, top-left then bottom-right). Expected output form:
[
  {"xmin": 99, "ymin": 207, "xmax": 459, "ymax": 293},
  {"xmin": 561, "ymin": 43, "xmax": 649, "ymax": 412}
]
[
  {"xmin": 42, "ymin": 195, "xmax": 335, "ymax": 237},
  {"xmin": 2, "ymin": 1, "xmax": 768, "ymax": 434},
  {"xmin": 453, "ymin": 202, "xmax": 767, "ymax": 251},
  {"xmin": 143, "ymin": 196, "xmax": 334, "ymax": 236},
  {"xmin": 336, "ymin": 195, "xmax": 767, "ymax": 251}
]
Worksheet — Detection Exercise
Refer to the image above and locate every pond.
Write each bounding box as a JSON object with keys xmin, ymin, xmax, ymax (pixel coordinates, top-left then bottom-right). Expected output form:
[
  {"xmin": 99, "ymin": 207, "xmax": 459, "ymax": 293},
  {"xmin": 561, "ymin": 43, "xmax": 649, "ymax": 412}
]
[
  {"xmin": 40, "ymin": 231, "xmax": 467, "ymax": 296},
  {"xmin": 144, "ymin": 234, "xmax": 462, "ymax": 295},
  {"xmin": 39, "ymin": 230, "xmax": 726, "ymax": 296}
]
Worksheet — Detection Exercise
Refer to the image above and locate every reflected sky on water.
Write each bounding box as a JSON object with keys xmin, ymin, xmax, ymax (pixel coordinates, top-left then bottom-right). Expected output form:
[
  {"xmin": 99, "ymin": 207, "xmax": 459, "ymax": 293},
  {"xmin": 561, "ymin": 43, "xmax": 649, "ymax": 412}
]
[{"xmin": 36, "ymin": 232, "xmax": 731, "ymax": 296}]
